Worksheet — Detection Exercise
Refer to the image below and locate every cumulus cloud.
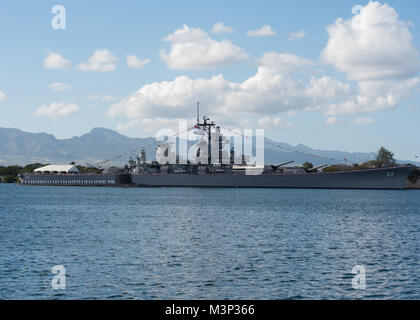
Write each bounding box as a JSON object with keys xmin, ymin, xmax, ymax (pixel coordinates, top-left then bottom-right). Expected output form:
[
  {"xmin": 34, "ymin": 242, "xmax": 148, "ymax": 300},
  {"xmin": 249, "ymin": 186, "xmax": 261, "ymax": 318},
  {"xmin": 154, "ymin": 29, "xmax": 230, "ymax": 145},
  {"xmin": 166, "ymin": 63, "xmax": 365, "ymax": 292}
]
[
  {"xmin": 160, "ymin": 25, "xmax": 248, "ymax": 70},
  {"xmin": 35, "ymin": 102, "xmax": 79, "ymax": 119},
  {"xmin": 320, "ymin": 2, "xmax": 420, "ymax": 117},
  {"xmin": 126, "ymin": 54, "xmax": 151, "ymax": 68},
  {"xmin": 321, "ymin": 1, "xmax": 420, "ymax": 81},
  {"xmin": 305, "ymin": 76, "xmax": 350, "ymax": 101},
  {"xmin": 354, "ymin": 117, "xmax": 375, "ymax": 125},
  {"xmin": 107, "ymin": 73, "xmax": 228, "ymax": 120},
  {"xmin": 43, "ymin": 52, "xmax": 71, "ymax": 69},
  {"xmin": 326, "ymin": 77, "xmax": 419, "ymax": 115},
  {"xmin": 211, "ymin": 22, "xmax": 234, "ymax": 34},
  {"xmin": 49, "ymin": 82, "xmax": 72, "ymax": 92},
  {"xmin": 325, "ymin": 116, "xmax": 339, "ymax": 125},
  {"xmin": 257, "ymin": 52, "xmax": 314, "ymax": 73},
  {"xmin": 116, "ymin": 117, "xmax": 186, "ymax": 134},
  {"xmin": 247, "ymin": 25, "xmax": 275, "ymax": 37},
  {"xmin": 107, "ymin": 56, "xmax": 349, "ymax": 125},
  {"xmin": 108, "ymin": 3, "xmax": 419, "ymax": 133},
  {"xmin": 0, "ymin": 91, "xmax": 6, "ymax": 101},
  {"xmin": 258, "ymin": 117, "xmax": 293, "ymax": 129},
  {"xmin": 77, "ymin": 49, "xmax": 118, "ymax": 72},
  {"xmin": 288, "ymin": 30, "xmax": 306, "ymax": 40}
]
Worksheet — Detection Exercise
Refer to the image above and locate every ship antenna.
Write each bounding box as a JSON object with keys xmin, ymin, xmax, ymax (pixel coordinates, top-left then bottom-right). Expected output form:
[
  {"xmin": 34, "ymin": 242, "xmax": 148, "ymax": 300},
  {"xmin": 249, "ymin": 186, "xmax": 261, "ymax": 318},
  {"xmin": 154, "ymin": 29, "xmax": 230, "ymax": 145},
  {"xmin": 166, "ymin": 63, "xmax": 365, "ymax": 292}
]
[{"xmin": 197, "ymin": 101, "xmax": 200, "ymax": 125}]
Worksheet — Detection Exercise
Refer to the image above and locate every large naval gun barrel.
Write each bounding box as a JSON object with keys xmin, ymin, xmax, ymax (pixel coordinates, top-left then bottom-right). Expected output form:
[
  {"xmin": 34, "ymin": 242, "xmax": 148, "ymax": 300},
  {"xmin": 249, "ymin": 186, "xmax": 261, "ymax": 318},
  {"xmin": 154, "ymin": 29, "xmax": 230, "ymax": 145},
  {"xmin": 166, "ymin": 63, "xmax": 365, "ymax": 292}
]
[
  {"xmin": 271, "ymin": 160, "xmax": 294, "ymax": 170},
  {"xmin": 306, "ymin": 164, "xmax": 328, "ymax": 172}
]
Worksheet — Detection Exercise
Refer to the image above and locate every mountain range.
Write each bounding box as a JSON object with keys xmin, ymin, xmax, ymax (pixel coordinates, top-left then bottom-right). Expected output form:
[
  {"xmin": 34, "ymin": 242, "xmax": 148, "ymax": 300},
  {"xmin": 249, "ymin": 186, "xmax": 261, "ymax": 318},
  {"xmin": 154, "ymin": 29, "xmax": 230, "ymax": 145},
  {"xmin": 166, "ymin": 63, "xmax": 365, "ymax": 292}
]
[{"xmin": 0, "ymin": 127, "xmax": 416, "ymax": 167}]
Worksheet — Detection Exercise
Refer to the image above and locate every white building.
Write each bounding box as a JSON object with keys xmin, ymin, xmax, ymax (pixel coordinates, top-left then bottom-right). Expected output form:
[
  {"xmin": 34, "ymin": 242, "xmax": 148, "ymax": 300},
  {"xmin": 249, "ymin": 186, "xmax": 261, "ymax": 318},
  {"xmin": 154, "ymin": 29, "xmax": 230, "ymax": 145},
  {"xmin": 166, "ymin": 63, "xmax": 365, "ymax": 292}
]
[{"xmin": 33, "ymin": 165, "xmax": 80, "ymax": 174}]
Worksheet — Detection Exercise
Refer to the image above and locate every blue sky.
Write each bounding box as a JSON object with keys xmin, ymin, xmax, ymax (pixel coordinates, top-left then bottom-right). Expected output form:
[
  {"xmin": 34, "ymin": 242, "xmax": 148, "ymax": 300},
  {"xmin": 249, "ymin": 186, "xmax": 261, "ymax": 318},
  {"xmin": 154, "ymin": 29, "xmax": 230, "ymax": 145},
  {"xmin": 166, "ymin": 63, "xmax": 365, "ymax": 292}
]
[{"xmin": 0, "ymin": 0, "xmax": 419, "ymax": 160}]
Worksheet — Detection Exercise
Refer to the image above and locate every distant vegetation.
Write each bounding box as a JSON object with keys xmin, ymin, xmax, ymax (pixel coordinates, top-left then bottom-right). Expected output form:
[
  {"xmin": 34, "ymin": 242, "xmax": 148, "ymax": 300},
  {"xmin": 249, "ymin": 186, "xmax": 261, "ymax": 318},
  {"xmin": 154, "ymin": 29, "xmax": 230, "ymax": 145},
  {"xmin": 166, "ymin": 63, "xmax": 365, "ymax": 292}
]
[
  {"xmin": 376, "ymin": 147, "xmax": 395, "ymax": 165},
  {"xmin": 323, "ymin": 147, "xmax": 399, "ymax": 172},
  {"xmin": 75, "ymin": 165, "xmax": 102, "ymax": 174},
  {"xmin": 322, "ymin": 164, "xmax": 354, "ymax": 173},
  {"xmin": 408, "ymin": 168, "xmax": 420, "ymax": 184},
  {"xmin": 302, "ymin": 162, "xmax": 314, "ymax": 170},
  {"xmin": 0, "ymin": 163, "xmax": 45, "ymax": 183}
]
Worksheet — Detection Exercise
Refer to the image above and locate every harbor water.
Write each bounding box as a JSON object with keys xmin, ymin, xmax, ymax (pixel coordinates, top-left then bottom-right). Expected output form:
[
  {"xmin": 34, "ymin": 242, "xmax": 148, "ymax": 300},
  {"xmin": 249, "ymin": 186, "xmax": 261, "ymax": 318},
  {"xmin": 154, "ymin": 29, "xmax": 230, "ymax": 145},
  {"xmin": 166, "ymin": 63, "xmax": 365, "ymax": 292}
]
[{"xmin": 0, "ymin": 184, "xmax": 419, "ymax": 299}]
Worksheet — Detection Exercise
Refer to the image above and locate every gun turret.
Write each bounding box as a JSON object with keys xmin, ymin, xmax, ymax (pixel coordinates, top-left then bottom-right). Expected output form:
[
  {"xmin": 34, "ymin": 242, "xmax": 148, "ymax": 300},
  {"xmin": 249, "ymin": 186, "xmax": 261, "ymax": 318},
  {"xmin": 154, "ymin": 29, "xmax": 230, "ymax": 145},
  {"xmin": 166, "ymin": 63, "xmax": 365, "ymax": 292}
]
[
  {"xmin": 305, "ymin": 164, "xmax": 328, "ymax": 172},
  {"xmin": 271, "ymin": 161, "xmax": 294, "ymax": 170}
]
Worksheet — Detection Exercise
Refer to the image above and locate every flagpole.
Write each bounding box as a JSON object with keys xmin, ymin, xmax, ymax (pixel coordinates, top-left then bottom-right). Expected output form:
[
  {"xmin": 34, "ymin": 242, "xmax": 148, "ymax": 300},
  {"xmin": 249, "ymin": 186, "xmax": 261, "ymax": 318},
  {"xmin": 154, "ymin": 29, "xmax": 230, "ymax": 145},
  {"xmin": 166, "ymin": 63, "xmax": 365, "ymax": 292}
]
[{"xmin": 197, "ymin": 101, "xmax": 199, "ymax": 125}]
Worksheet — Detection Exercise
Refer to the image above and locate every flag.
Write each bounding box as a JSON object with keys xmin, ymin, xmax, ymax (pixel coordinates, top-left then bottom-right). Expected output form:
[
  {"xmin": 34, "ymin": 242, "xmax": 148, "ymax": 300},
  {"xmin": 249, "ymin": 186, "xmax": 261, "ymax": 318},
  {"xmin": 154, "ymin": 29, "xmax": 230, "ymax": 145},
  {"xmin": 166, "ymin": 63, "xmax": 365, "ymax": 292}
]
[{"xmin": 193, "ymin": 125, "xmax": 203, "ymax": 135}]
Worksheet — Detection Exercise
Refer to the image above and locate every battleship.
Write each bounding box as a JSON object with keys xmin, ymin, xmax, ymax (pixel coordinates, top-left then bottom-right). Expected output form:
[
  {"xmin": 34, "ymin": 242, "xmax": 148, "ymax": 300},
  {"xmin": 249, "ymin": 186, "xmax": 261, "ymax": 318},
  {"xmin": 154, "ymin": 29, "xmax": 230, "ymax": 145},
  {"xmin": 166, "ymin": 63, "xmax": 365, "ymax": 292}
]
[
  {"xmin": 128, "ymin": 112, "xmax": 414, "ymax": 189},
  {"xmin": 19, "ymin": 110, "xmax": 415, "ymax": 189}
]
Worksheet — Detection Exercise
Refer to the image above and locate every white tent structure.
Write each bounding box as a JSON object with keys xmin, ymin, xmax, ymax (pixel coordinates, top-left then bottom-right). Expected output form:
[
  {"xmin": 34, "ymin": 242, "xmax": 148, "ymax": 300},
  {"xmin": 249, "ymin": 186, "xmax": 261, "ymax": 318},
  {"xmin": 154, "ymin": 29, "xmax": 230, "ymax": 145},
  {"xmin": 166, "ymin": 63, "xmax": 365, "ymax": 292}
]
[{"xmin": 33, "ymin": 165, "xmax": 80, "ymax": 174}]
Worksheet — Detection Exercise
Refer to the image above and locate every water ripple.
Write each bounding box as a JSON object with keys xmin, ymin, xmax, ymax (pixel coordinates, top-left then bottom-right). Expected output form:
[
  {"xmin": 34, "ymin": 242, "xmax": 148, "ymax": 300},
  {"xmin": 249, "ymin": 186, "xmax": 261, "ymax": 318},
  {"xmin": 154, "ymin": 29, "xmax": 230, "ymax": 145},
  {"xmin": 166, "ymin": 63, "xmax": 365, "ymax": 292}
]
[{"xmin": 0, "ymin": 184, "xmax": 419, "ymax": 299}]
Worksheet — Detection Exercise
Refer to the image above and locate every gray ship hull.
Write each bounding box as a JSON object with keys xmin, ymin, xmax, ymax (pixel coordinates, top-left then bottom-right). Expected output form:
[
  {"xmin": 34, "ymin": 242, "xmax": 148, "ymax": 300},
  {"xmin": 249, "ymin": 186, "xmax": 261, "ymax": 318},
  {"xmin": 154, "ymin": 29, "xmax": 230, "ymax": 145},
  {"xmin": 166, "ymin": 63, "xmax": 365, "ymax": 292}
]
[
  {"xmin": 131, "ymin": 166, "xmax": 413, "ymax": 190},
  {"xmin": 20, "ymin": 173, "xmax": 131, "ymax": 186}
]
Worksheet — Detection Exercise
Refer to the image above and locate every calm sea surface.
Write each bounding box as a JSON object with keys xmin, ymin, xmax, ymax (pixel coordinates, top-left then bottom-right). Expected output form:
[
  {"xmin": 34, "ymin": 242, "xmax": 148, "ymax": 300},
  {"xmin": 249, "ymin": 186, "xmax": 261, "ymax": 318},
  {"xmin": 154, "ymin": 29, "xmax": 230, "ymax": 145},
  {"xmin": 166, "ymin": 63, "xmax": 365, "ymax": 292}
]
[{"xmin": 0, "ymin": 184, "xmax": 419, "ymax": 299}]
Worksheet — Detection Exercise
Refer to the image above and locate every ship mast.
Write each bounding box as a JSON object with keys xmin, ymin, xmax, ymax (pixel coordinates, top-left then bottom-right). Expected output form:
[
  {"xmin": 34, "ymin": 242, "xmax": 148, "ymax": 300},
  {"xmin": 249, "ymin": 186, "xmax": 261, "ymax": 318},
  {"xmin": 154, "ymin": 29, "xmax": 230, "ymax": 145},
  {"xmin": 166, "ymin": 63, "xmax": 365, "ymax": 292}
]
[{"xmin": 195, "ymin": 102, "xmax": 216, "ymax": 165}]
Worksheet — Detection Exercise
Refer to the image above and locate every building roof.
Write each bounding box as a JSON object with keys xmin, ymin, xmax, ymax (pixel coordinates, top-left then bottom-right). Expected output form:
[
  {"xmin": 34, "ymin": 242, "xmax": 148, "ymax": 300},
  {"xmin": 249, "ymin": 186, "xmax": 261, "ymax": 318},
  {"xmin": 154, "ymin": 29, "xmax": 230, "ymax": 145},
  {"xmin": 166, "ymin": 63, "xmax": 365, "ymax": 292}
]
[{"xmin": 33, "ymin": 165, "xmax": 80, "ymax": 173}]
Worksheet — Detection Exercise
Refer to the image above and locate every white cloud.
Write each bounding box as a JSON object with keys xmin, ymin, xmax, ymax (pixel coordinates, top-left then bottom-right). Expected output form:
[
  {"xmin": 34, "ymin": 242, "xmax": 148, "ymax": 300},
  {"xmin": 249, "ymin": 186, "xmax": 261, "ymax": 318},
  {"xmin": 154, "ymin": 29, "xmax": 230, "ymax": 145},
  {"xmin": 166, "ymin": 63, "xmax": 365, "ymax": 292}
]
[
  {"xmin": 116, "ymin": 117, "xmax": 184, "ymax": 134},
  {"xmin": 354, "ymin": 117, "xmax": 375, "ymax": 125},
  {"xmin": 321, "ymin": 1, "xmax": 420, "ymax": 81},
  {"xmin": 126, "ymin": 54, "xmax": 151, "ymax": 68},
  {"xmin": 305, "ymin": 76, "xmax": 350, "ymax": 101},
  {"xmin": 321, "ymin": 3, "xmax": 420, "ymax": 117},
  {"xmin": 43, "ymin": 52, "xmax": 71, "ymax": 69},
  {"xmin": 86, "ymin": 94, "xmax": 100, "ymax": 101},
  {"xmin": 247, "ymin": 25, "xmax": 275, "ymax": 37},
  {"xmin": 164, "ymin": 24, "xmax": 208, "ymax": 42},
  {"xmin": 107, "ymin": 73, "xmax": 228, "ymax": 120},
  {"xmin": 160, "ymin": 25, "xmax": 248, "ymax": 70},
  {"xmin": 258, "ymin": 117, "xmax": 293, "ymax": 129},
  {"xmin": 107, "ymin": 57, "xmax": 349, "ymax": 124},
  {"xmin": 0, "ymin": 91, "xmax": 6, "ymax": 101},
  {"xmin": 77, "ymin": 49, "xmax": 118, "ymax": 72},
  {"xmin": 326, "ymin": 77, "xmax": 420, "ymax": 115},
  {"xmin": 325, "ymin": 116, "xmax": 339, "ymax": 125},
  {"xmin": 35, "ymin": 102, "xmax": 79, "ymax": 119},
  {"xmin": 211, "ymin": 22, "xmax": 234, "ymax": 34},
  {"xmin": 288, "ymin": 30, "xmax": 306, "ymax": 40},
  {"xmin": 257, "ymin": 52, "xmax": 314, "ymax": 73},
  {"xmin": 49, "ymin": 82, "xmax": 72, "ymax": 92}
]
